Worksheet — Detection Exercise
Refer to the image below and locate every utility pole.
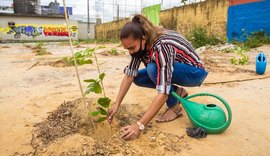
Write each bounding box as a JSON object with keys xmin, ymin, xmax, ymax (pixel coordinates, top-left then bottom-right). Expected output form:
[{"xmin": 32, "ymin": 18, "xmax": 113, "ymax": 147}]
[
  {"xmin": 117, "ymin": 4, "xmax": 119, "ymax": 20},
  {"xmin": 87, "ymin": 0, "xmax": 90, "ymax": 39},
  {"xmin": 115, "ymin": 0, "xmax": 119, "ymax": 20}
]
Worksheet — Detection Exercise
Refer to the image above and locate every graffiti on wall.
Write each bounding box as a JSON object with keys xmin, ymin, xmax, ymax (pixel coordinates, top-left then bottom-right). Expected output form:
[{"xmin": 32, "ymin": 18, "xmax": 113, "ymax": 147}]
[
  {"xmin": 7, "ymin": 25, "xmax": 43, "ymax": 39},
  {"xmin": 43, "ymin": 25, "xmax": 78, "ymax": 37},
  {"xmin": 0, "ymin": 24, "xmax": 78, "ymax": 39}
]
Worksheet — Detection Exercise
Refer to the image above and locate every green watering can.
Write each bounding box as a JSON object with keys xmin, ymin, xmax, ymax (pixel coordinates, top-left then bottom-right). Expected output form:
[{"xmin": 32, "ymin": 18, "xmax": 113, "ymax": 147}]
[{"xmin": 171, "ymin": 92, "xmax": 232, "ymax": 134}]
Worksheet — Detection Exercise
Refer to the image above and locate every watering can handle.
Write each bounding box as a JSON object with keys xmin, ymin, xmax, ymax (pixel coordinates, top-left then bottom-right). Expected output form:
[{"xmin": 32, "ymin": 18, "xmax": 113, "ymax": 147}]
[{"xmin": 184, "ymin": 93, "xmax": 232, "ymax": 131}]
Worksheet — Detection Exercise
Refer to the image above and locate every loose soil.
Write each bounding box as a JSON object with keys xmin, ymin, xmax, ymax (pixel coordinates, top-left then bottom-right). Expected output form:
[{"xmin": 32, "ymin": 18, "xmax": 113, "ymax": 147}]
[{"xmin": 0, "ymin": 43, "xmax": 270, "ymax": 156}]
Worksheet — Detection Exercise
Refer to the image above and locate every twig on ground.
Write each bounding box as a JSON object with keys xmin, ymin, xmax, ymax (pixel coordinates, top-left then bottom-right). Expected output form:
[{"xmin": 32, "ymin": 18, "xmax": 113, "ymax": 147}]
[
  {"xmin": 26, "ymin": 61, "xmax": 40, "ymax": 71},
  {"xmin": 203, "ymin": 75, "xmax": 270, "ymax": 85}
]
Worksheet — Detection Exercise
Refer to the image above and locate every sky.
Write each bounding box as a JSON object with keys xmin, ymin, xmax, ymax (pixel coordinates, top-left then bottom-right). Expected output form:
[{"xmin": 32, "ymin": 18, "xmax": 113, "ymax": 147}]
[{"xmin": 0, "ymin": 0, "xmax": 203, "ymax": 22}]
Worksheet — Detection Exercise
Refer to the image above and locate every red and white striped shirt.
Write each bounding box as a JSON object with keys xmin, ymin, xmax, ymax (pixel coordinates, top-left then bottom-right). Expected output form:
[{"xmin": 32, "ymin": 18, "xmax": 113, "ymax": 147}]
[{"xmin": 124, "ymin": 30, "xmax": 204, "ymax": 94}]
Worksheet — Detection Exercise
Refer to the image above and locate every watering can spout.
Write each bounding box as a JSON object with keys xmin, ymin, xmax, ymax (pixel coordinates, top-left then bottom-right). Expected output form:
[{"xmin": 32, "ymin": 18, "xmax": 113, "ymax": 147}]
[{"xmin": 171, "ymin": 92, "xmax": 232, "ymax": 134}]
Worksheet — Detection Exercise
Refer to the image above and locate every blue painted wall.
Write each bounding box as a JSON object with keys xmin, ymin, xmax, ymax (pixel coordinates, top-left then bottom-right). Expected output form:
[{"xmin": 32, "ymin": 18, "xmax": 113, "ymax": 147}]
[{"xmin": 227, "ymin": 0, "xmax": 270, "ymax": 42}]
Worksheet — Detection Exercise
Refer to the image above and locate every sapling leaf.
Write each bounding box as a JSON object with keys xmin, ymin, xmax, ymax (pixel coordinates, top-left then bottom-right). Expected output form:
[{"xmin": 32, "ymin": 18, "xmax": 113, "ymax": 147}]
[
  {"xmin": 86, "ymin": 82, "xmax": 102, "ymax": 94},
  {"xmin": 97, "ymin": 107, "xmax": 107, "ymax": 115},
  {"xmin": 84, "ymin": 48, "xmax": 94, "ymax": 57},
  {"xmin": 84, "ymin": 79, "xmax": 96, "ymax": 83},
  {"xmin": 85, "ymin": 88, "xmax": 92, "ymax": 94},
  {"xmin": 90, "ymin": 111, "xmax": 100, "ymax": 116},
  {"xmin": 99, "ymin": 73, "xmax": 105, "ymax": 80},
  {"xmin": 81, "ymin": 59, "xmax": 93, "ymax": 65},
  {"xmin": 93, "ymin": 82, "xmax": 102, "ymax": 94},
  {"xmin": 97, "ymin": 117, "xmax": 107, "ymax": 123},
  {"xmin": 98, "ymin": 97, "xmax": 111, "ymax": 108},
  {"xmin": 87, "ymin": 82, "xmax": 95, "ymax": 88},
  {"xmin": 75, "ymin": 51, "xmax": 83, "ymax": 58}
]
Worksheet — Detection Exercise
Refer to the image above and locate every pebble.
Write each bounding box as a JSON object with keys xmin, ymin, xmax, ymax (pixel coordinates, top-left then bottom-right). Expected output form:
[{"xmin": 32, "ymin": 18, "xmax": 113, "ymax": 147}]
[{"xmin": 150, "ymin": 136, "xmax": 156, "ymax": 142}]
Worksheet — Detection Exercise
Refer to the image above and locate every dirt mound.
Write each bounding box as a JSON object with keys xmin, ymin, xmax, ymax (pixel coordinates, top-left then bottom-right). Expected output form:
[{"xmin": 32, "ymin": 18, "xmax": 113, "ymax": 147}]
[
  {"xmin": 38, "ymin": 60, "xmax": 73, "ymax": 68},
  {"xmin": 21, "ymin": 99, "xmax": 190, "ymax": 155},
  {"xmin": 34, "ymin": 100, "xmax": 82, "ymax": 145},
  {"xmin": 50, "ymin": 60, "xmax": 73, "ymax": 67}
]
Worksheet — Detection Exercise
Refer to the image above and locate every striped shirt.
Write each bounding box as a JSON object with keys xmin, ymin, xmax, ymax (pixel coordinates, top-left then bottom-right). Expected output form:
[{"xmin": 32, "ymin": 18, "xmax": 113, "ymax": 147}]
[{"xmin": 124, "ymin": 30, "xmax": 204, "ymax": 94}]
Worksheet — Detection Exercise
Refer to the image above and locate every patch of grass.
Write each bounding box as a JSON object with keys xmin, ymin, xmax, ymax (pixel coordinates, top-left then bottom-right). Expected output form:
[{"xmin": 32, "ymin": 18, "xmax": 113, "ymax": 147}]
[
  {"xmin": 109, "ymin": 48, "xmax": 119, "ymax": 55},
  {"xmin": 244, "ymin": 31, "xmax": 270, "ymax": 48},
  {"xmin": 36, "ymin": 41, "xmax": 43, "ymax": 49},
  {"xmin": 36, "ymin": 48, "xmax": 50, "ymax": 55},
  {"xmin": 230, "ymin": 53, "xmax": 249, "ymax": 65},
  {"xmin": 222, "ymin": 45, "xmax": 250, "ymax": 53},
  {"xmin": 186, "ymin": 26, "xmax": 223, "ymax": 48},
  {"xmin": 72, "ymin": 40, "xmax": 80, "ymax": 46},
  {"xmin": 34, "ymin": 41, "xmax": 51, "ymax": 55},
  {"xmin": 233, "ymin": 31, "xmax": 270, "ymax": 49}
]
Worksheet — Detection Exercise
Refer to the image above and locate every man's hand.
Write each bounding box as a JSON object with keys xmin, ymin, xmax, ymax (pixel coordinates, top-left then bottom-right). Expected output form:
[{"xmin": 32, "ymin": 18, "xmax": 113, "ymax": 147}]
[
  {"xmin": 120, "ymin": 123, "xmax": 141, "ymax": 140},
  {"xmin": 108, "ymin": 103, "xmax": 119, "ymax": 124}
]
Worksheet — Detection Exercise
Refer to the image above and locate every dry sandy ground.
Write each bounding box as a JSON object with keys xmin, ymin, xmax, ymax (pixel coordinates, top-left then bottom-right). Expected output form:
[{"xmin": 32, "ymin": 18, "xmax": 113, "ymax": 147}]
[{"xmin": 0, "ymin": 42, "xmax": 270, "ymax": 156}]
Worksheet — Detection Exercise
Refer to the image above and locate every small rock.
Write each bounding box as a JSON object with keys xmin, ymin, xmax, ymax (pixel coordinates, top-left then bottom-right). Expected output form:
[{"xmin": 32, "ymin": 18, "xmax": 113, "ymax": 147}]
[
  {"xmin": 196, "ymin": 46, "xmax": 206, "ymax": 54},
  {"xmin": 150, "ymin": 136, "xmax": 156, "ymax": 142}
]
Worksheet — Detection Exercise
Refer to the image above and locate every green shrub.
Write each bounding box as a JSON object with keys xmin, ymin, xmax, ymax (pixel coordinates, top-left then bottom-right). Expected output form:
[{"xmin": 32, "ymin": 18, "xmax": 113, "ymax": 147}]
[
  {"xmin": 187, "ymin": 26, "xmax": 223, "ymax": 48},
  {"xmin": 244, "ymin": 31, "xmax": 270, "ymax": 48}
]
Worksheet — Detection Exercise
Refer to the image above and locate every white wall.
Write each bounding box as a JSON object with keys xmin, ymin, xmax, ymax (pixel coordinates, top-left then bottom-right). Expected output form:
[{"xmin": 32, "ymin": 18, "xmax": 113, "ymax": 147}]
[{"xmin": 78, "ymin": 21, "xmax": 95, "ymax": 40}]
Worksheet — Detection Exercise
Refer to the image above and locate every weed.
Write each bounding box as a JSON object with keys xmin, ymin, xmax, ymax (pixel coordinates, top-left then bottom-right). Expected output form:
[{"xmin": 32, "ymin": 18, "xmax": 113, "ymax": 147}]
[
  {"xmin": 230, "ymin": 53, "xmax": 249, "ymax": 65},
  {"xmin": 233, "ymin": 31, "xmax": 270, "ymax": 49},
  {"xmin": 36, "ymin": 41, "xmax": 43, "ymax": 49},
  {"xmin": 109, "ymin": 48, "xmax": 119, "ymax": 55},
  {"xmin": 72, "ymin": 40, "xmax": 80, "ymax": 46},
  {"xmin": 36, "ymin": 48, "xmax": 49, "ymax": 55},
  {"xmin": 34, "ymin": 41, "xmax": 51, "ymax": 55},
  {"xmin": 244, "ymin": 31, "xmax": 270, "ymax": 48},
  {"xmin": 187, "ymin": 26, "xmax": 223, "ymax": 48},
  {"xmin": 222, "ymin": 45, "xmax": 250, "ymax": 53}
]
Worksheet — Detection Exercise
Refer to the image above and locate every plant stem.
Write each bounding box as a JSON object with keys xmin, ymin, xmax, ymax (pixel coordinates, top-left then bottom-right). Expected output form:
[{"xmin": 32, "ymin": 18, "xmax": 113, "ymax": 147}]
[
  {"xmin": 93, "ymin": 52, "xmax": 106, "ymax": 97},
  {"xmin": 62, "ymin": 0, "xmax": 99, "ymax": 142},
  {"xmin": 93, "ymin": 51, "xmax": 112, "ymax": 135}
]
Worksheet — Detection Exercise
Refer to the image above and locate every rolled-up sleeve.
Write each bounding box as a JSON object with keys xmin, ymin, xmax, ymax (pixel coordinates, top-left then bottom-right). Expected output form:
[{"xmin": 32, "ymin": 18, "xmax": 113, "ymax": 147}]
[
  {"xmin": 155, "ymin": 44, "xmax": 175, "ymax": 94},
  {"xmin": 123, "ymin": 57, "xmax": 141, "ymax": 77}
]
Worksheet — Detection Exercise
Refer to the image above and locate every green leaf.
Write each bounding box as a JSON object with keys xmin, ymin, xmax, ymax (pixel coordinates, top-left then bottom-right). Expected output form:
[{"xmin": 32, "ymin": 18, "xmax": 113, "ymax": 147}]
[
  {"xmin": 94, "ymin": 83, "xmax": 102, "ymax": 94},
  {"xmin": 84, "ymin": 48, "xmax": 94, "ymax": 56},
  {"xmin": 87, "ymin": 82, "xmax": 102, "ymax": 94},
  {"xmin": 84, "ymin": 79, "xmax": 96, "ymax": 83},
  {"xmin": 99, "ymin": 73, "xmax": 105, "ymax": 80},
  {"xmin": 83, "ymin": 59, "xmax": 93, "ymax": 64},
  {"xmin": 97, "ymin": 117, "xmax": 107, "ymax": 123},
  {"xmin": 78, "ymin": 58, "xmax": 92, "ymax": 65},
  {"xmin": 85, "ymin": 88, "xmax": 92, "ymax": 94},
  {"xmin": 90, "ymin": 111, "xmax": 99, "ymax": 116},
  {"xmin": 75, "ymin": 51, "xmax": 83, "ymax": 58},
  {"xmin": 98, "ymin": 97, "xmax": 111, "ymax": 108},
  {"xmin": 97, "ymin": 107, "xmax": 107, "ymax": 115}
]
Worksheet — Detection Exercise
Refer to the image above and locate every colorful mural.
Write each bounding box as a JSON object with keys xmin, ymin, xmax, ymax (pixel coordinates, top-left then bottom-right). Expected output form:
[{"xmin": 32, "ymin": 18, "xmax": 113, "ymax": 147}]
[
  {"xmin": 0, "ymin": 24, "xmax": 78, "ymax": 39},
  {"xmin": 227, "ymin": 0, "xmax": 270, "ymax": 41}
]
